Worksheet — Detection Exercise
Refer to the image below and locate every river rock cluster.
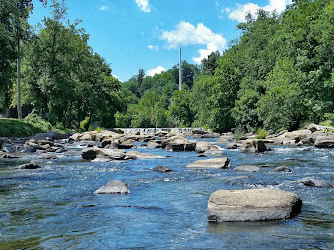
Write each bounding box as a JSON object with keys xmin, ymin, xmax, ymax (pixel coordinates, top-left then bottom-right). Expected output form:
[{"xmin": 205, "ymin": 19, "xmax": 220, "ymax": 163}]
[{"xmin": 1, "ymin": 124, "xmax": 333, "ymax": 222}]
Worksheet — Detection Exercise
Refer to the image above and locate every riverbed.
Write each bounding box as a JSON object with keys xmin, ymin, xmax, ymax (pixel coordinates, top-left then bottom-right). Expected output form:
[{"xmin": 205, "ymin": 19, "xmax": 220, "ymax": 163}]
[{"xmin": 0, "ymin": 138, "xmax": 333, "ymax": 249}]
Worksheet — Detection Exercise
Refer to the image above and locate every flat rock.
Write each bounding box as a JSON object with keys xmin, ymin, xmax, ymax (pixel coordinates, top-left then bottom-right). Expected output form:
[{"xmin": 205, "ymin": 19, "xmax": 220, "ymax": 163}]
[
  {"xmin": 207, "ymin": 189, "xmax": 302, "ymax": 222},
  {"xmin": 19, "ymin": 163, "xmax": 41, "ymax": 169},
  {"xmin": 81, "ymin": 148, "xmax": 165, "ymax": 161},
  {"xmin": 301, "ymin": 178, "xmax": 333, "ymax": 188},
  {"xmin": 274, "ymin": 166, "xmax": 291, "ymax": 172},
  {"xmin": 2, "ymin": 154, "xmax": 19, "ymax": 159},
  {"xmin": 186, "ymin": 157, "xmax": 231, "ymax": 169},
  {"xmin": 234, "ymin": 165, "xmax": 260, "ymax": 172},
  {"xmin": 94, "ymin": 180, "xmax": 130, "ymax": 194},
  {"xmin": 314, "ymin": 136, "xmax": 334, "ymax": 148}
]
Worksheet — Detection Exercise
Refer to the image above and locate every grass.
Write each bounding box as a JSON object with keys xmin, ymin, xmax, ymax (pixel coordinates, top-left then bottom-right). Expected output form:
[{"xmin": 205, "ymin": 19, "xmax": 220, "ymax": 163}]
[
  {"xmin": 0, "ymin": 113, "xmax": 54, "ymax": 138},
  {"xmin": 0, "ymin": 118, "xmax": 46, "ymax": 138}
]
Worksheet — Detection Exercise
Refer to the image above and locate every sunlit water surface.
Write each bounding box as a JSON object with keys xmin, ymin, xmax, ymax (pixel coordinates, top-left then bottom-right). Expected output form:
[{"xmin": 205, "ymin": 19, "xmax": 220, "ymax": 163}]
[{"xmin": 0, "ymin": 139, "xmax": 333, "ymax": 249}]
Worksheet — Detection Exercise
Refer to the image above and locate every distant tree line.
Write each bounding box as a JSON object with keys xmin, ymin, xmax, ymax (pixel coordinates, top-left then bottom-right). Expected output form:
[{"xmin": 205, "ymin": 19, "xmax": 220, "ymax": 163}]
[
  {"xmin": 1, "ymin": 0, "xmax": 333, "ymax": 132},
  {"xmin": 117, "ymin": 0, "xmax": 334, "ymax": 133}
]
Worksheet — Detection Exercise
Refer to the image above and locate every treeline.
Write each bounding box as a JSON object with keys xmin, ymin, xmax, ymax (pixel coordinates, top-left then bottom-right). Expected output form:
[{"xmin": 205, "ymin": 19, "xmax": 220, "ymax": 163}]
[
  {"xmin": 1, "ymin": 0, "xmax": 333, "ymax": 133},
  {"xmin": 0, "ymin": 0, "xmax": 122, "ymax": 130},
  {"xmin": 118, "ymin": 0, "xmax": 334, "ymax": 132}
]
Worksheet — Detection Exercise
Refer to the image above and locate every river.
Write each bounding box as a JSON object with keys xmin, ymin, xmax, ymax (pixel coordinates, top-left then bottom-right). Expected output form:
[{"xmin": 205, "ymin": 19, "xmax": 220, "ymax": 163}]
[{"xmin": 0, "ymin": 138, "xmax": 333, "ymax": 249}]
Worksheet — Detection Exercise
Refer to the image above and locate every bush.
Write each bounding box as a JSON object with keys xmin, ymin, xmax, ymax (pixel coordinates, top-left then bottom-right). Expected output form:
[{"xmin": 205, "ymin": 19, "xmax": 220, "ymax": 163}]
[
  {"xmin": 255, "ymin": 128, "xmax": 269, "ymax": 139},
  {"xmin": 0, "ymin": 118, "xmax": 44, "ymax": 138},
  {"xmin": 24, "ymin": 113, "xmax": 52, "ymax": 132}
]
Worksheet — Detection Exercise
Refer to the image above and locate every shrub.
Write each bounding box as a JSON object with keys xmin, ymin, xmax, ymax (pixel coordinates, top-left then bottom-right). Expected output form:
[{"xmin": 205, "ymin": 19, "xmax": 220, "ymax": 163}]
[{"xmin": 255, "ymin": 128, "xmax": 269, "ymax": 139}]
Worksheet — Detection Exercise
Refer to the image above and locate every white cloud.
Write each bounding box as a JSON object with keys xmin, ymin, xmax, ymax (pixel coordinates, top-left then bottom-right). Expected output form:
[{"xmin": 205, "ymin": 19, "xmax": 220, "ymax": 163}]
[
  {"xmin": 147, "ymin": 45, "xmax": 159, "ymax": 50},
  {"xmin": 135, "ymin": 0, "xmax": 151, "ymax": 13},
  {"xmin": 113, "ymin": 75, "xmax": 123, "ymax": 82},
  {"xmin": 227, "ymin": 0, "xmax": 292, "ymax": 23},
  {"xmin": 98, "ymin": 6, "xmax": 109, "ymax": 11},
  {"xmin": 147, "ymin": 66, "xmax": 166, "ymax": 77},
  {"xmin": 160, "ymin": 21, "xmax": 226, "ymax": 64}
]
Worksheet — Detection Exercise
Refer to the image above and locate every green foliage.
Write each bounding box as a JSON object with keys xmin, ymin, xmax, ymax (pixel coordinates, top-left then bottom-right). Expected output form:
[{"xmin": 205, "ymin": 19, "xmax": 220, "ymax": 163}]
[
  {"xmin": 24, "ymin": 113, "xmax": 52, "ymax": 132},
  {"xmin": 257, "ymin": 58, "xmax": 305, "ymax": 131},
  {"xmin": 0, "ymin": 113, "xmax": 53, "ymax": 137},
  {"xmin": 255, "ymin": 128, "xmax": 269, "ymax": 139},
  {"xmin": 80, "ymin": 117, "xmax": 90, "ymax": 131}
]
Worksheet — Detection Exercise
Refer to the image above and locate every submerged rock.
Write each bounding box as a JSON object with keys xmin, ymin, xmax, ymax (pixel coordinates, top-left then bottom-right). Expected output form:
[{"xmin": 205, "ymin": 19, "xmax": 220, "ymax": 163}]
[
  {"xmin": 207, "ymin": 189, "xmax": 302, "ymax": 222},
  {"xmin": 94, "ymin": 180, "xmax": 130, "ymax": 194},
  {"xmin": 186, "ymin": 157, "xmax": 231, "ymax": 169},
  {"xmin": 301, "ymin": 178, "xmax": 333, "ymax": 188},
  {"xmin": 19, "ymin": 163, "xmax": 41, "ymax": 169},
  {"xmin": 2, "ymin": 154, "xmax": 19, "ymax": 159},
  {"xmin": 153, "ymin": 165, "xmax": 173, "ymax": 173},
  {"xmin": 274, "ymin": 166, "xmax": 292, "ymax": 172},
  {"xmin": 234, "ymin": 165, "xmax": 260, "ymax": 172}
]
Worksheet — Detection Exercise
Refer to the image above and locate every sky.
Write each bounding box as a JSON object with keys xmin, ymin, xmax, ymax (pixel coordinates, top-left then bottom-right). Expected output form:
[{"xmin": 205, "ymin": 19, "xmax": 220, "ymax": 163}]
[{"xmin": 29, "ymin": 0, "xmax": 293, "ymax": 82}]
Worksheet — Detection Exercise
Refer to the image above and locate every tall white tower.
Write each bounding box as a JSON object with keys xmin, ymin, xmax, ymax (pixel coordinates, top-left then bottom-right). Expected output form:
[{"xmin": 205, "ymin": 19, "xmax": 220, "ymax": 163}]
[{"xmin": 179, "ymin": 47, "xmax": 182, "ymax": 91}]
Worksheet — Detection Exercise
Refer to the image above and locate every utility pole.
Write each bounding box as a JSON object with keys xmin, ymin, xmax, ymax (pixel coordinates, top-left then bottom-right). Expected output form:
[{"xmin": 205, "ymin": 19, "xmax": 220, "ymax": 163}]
[
  {"xmin": 179, "ymin": 47, "xmax": 182, "ymax": 91},
  {"xmin": 17, "ymin": 38, "xmax": 22, "ymax": 120}
]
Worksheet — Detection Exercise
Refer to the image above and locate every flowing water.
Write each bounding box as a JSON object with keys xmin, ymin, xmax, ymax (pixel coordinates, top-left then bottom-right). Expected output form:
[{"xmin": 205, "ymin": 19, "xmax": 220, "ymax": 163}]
[{"xmin": 0, "ymin": 139, "xmax": 333, "ymax": 249}]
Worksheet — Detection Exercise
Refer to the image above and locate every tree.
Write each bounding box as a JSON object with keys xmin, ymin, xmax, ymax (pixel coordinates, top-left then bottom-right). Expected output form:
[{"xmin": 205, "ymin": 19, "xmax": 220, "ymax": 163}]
[
  {"xmin": 0, "ymin": 0, "xmax": 46, "ymax": 115},
  {"xmin": 200, "ymin": 51, "xmax": 221, "ymax": 76}
]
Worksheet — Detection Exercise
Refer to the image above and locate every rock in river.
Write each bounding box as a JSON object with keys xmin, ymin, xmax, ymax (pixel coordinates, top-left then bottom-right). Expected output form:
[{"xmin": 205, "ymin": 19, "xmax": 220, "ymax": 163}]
[
  {"xmin": 207, "ymin": 189, "xmax": 302, "ymax": 222},
  {"xmin": 301, "ymin": 178, "xmax": 333, "ymax": 188},
  {"xmin": 241, "ymin": 139, "xmax": 268, "ymax": 153},
  {"xmin": 19, "ymin": 163, "xmax": 41, "ymax": 169},
  {"xmin": 153, "ymin": 165, "xmax": 173, "ymax": 173},
  {"xmin": 94, "ymin": 180, "xmax": 130, "ymax": 194},
  {"xmin": 186, "ymin": 157, "xmax": 231, "ymax": 169},
  {"xmin": 234, "ymin": 165, "xmax": 260, "ymax": 172}
]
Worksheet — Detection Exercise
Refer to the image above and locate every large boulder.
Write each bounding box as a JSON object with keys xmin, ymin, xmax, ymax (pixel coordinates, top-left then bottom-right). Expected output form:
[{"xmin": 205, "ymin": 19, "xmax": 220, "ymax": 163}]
[
  {"xmin": 274, "ymin": 130, "xmax": 314, "ymax": 145},
  {"xmin": 186, "ymin": 157, "xmax": 231, "ymax": 169},
  {"xmin": 82, "ymin": 148, "xmax": 128, "ymax": 161},
  {"xmin": 94, "ymin": 180, "xmax": 130, "ymax": 194},
  {"xmin": 241, "ymin": 139, "xmax": 267, "ymax": 153},
  {"xmin": 314, "ymin": 135, "xmax": 334, "ymax": 148},
  {"xmin": 207, "ymin": 189, "xmax": 302, "ymax": 222},
  {"xmin": 301, "ymin": 178, "xmax": 333, "ymax": 188},
  {"xmin": 81, "ymin": 148, "xmax": 165, "ymax": 161},
  {"xmin": 195, "ymin": 141, "xmax": 221, "ymax": 154},
  {"xmin": 162, "ymin": 136, "xmax": 196, "ymax": 152}
]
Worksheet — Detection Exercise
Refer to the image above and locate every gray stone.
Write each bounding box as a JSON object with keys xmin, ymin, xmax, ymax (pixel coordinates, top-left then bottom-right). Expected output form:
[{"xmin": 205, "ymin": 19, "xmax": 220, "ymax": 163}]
[
  {"xmin": 2, "ymin": 154, "xmax": 19, "ymax": 159},
  {"xmin": 301, "ymin": 178, "xmax": 333, "ymax": 188},
  {"xmin": 162, "ymin": 136, "xmax": 196, "ymax": 152},
  {"xmin": 241, "ymin": 139, "xmax": 267, "ymax": 153},
  {"xmin": 153, "ymin": 165, "xmax": 173, "ymax": 173},
  {"xmin": 274, "ymin": 166, "xmax": 291, "ymax": 172},
  {"xmin": 19, "ymin": 163, "xmax": 41, "ymax": 169},
  {"xmin": 94, "ymin": 180, "xmax": 130, "ymax": 194},
  {"xmin": 314, "ymin": 136, "xmax": 334, "ymax": 148},
  {"xmin": 186, "ymin": 157, "xmax": 231, "ymax": 169},
  {"xmin": 207, "ymin": 189, "xmax": 302, "ymax": 222},
  {"xmin": 147, "ymin": 141, "xmax": 161, "ymax": 148},
  {"xmin": 234, "ymin": 165, "xmax": 260, "ymax": 172}
]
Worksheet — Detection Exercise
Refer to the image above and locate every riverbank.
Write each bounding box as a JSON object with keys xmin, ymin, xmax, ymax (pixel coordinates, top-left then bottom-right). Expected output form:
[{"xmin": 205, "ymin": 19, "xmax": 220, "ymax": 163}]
[{"xmin": 0, "ymin": 125, "xmax": 333, "ymax": 248}]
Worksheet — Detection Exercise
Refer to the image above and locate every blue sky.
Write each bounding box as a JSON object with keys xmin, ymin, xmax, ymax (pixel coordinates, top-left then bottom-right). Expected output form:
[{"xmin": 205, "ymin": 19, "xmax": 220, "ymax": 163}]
[{"xmin": 29, "ymin": 0, "xmax": 292, "ymax": 82}]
